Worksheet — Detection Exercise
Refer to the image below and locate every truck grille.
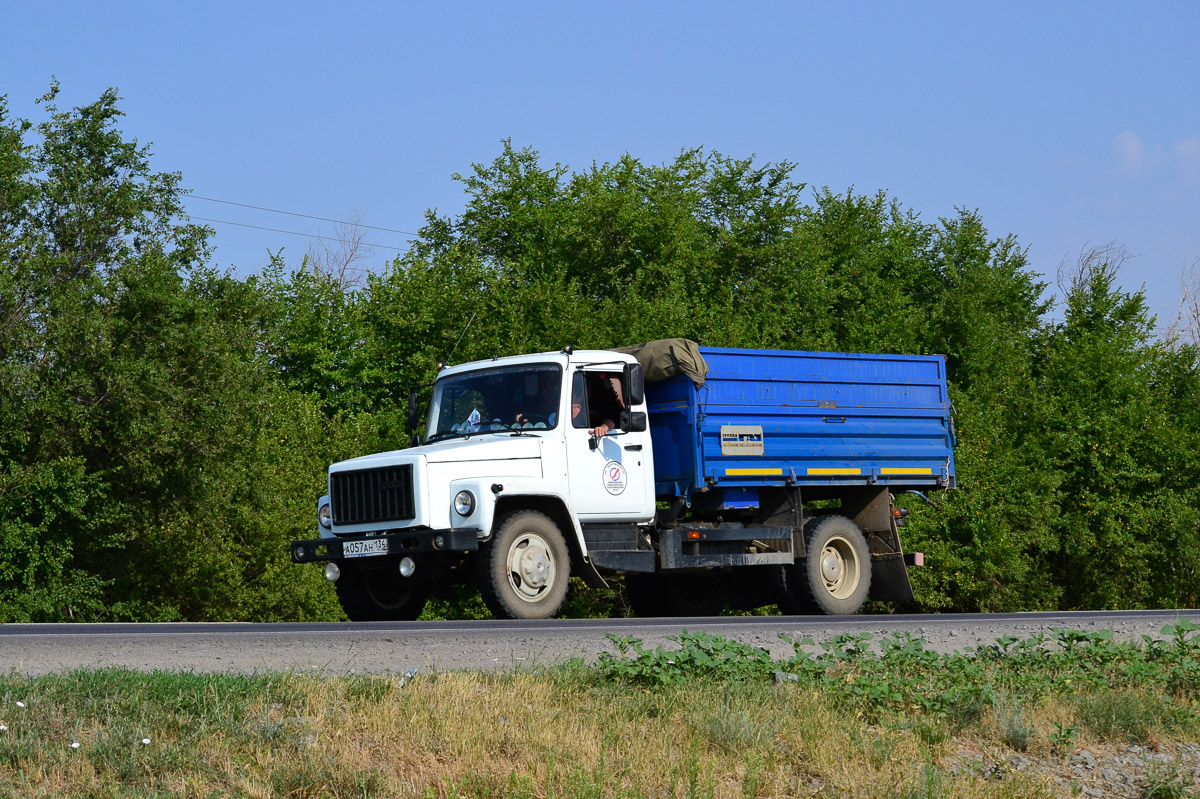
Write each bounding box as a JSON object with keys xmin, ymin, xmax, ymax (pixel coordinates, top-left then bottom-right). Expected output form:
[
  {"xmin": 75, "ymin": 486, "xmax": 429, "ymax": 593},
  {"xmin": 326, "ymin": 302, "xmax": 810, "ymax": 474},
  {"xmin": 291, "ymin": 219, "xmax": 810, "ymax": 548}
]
[{"xmin": 330, "ymin": 465, "xmax": 415, "ymax": 525}]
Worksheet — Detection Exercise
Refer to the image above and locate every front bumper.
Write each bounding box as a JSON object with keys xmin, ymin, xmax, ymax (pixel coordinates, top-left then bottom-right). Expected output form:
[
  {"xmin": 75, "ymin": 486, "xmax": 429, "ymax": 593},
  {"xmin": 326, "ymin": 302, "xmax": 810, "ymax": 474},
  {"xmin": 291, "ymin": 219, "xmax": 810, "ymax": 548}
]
[{"xmin": 290, "ymin": 527, "xmax": 481, "ymax": 563}]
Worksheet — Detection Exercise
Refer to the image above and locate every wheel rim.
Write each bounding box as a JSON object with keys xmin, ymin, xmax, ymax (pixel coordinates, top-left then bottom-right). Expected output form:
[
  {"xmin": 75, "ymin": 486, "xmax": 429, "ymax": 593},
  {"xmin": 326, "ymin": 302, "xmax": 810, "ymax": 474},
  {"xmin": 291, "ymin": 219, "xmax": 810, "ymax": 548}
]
[
  {"xmin": 820, "ymin": 534, "xmax": 861, "ymax": 600},
  {"xmin": 506, "ymin": 532, "xmax": 557, "ymax": 603}
]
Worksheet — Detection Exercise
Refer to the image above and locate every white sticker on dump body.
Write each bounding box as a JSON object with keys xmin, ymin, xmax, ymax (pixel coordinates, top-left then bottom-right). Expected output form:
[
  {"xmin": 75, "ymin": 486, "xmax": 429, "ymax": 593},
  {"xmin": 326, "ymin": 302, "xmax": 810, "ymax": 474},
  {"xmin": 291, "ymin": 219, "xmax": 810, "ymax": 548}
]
[{"xmin": 720, "ymin": 425, "xmax": 764, "ymax": 456}]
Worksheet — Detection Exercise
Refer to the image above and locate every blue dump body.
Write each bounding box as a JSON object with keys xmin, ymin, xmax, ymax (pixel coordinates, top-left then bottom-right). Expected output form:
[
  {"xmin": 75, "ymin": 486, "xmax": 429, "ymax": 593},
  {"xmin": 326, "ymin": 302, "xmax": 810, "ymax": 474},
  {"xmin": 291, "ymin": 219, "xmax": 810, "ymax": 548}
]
[{"xmin": 647, "ymin": 347, "xmax": 956, "ymax": 502}]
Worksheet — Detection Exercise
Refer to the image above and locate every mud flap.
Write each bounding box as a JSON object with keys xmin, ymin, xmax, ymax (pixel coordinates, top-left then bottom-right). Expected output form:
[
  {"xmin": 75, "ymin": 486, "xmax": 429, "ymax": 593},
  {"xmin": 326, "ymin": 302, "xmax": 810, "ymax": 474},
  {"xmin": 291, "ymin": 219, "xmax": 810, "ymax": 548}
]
[
  {"xmin": 868, "ymin": 551, "xmax": 915, "ymax": 602},
  {"xmin": 579, "ymin": 556, "xmax": 609, "ymax": 589},
  {"xmin": 842, "ymin": 488, "xmax": 917, "ymax": 603}
]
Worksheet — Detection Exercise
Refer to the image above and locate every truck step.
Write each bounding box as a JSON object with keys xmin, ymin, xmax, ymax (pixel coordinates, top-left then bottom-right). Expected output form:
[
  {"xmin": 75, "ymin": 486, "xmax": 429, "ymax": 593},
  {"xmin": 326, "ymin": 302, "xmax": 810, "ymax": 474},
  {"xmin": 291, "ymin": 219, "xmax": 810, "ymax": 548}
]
[
  {"xmin": 588, "ymin": 550, "xmax": 657, "ymax": 574},
  {"xmin": 581, "ymin": 523, "xmax": 641, "ymax": 550}
]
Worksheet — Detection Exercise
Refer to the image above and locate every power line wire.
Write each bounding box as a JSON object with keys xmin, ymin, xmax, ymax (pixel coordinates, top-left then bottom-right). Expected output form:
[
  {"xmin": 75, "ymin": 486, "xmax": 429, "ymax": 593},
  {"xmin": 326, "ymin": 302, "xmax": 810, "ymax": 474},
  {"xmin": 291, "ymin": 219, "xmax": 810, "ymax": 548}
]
[
  {"xmin": 187, "ymin": 194, "xmax": 421, "ymax": 236},
  {"xmin": 189, "ymin": 216, "xmax": 407, "ymax": 252}
]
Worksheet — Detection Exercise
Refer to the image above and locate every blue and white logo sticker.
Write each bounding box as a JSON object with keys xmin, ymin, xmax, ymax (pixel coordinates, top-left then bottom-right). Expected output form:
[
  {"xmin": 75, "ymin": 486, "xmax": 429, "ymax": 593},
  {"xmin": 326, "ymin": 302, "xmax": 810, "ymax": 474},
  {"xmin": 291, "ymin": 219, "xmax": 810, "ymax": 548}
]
[{"xmin": 603, "ymin": 460, "xmax": 627, "ymax": 495}]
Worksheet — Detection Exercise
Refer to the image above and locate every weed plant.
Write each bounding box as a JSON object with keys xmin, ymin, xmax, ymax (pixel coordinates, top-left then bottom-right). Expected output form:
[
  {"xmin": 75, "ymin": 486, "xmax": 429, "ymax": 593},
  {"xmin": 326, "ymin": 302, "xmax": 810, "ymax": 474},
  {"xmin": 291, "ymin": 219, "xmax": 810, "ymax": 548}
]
[
  {"xmin": 597, "ymin": 620, "xmax": 1200, "ymax": 735},
  {"xmin": 0, "ymin": 622, "xmax": 1197, "ymax": 798}
]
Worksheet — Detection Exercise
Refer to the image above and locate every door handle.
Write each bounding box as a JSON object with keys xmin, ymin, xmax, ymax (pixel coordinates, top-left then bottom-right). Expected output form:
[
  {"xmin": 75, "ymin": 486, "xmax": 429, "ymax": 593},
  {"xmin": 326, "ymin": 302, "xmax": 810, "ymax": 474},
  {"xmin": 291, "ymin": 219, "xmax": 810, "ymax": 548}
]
[{"xmin": 624, "ymin": 444, "xmax": 642, "ymax": 451}]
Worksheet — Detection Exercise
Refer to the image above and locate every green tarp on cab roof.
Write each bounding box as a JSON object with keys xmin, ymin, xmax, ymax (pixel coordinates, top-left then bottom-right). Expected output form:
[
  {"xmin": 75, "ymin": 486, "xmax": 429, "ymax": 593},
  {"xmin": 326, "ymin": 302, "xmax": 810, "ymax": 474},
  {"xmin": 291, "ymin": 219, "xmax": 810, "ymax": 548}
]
[{"xmin": 615, "ymin": 338, "xmax": 708, "ymax": 388}]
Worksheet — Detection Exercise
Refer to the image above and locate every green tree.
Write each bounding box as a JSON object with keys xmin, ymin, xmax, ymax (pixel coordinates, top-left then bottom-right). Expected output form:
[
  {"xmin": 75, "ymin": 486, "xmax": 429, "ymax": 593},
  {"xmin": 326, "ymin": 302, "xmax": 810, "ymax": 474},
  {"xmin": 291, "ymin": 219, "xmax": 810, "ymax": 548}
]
[
  {"xmin": 0, "ymin": 86, "xmax": 349, "ymax": 621},
  {"xmin": 1035, "ymin": 247, "xmax": 1200, "ymax": 608}
]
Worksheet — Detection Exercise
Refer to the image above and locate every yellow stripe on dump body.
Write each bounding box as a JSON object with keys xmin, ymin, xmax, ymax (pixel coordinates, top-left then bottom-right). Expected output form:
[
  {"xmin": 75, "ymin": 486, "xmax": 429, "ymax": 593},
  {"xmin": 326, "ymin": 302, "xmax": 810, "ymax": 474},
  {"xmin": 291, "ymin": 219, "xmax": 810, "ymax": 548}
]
[
  {"xmin": 725, "ymin": 468, "xmax": 784, "ymax": 476},
  {"xmin": 807, "ymin": 468, "xmax": 862, "ymax": 476},
  {"xmin": 880, "ymin": 467, "xmax": 934, "ymax": 475}
]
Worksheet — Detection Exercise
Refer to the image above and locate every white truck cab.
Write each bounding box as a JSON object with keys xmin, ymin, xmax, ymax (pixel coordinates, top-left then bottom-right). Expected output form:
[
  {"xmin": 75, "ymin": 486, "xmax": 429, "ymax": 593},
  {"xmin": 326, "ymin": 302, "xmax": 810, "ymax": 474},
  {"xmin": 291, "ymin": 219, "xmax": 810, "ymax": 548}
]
[{"xmin": 292, "ymin": 348, "xmax": 652, "ymax": 620}]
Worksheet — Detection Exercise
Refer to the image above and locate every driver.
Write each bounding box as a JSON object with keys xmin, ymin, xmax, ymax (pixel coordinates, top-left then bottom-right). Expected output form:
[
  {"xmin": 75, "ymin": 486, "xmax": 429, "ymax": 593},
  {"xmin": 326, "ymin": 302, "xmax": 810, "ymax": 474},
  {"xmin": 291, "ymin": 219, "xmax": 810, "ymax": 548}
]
[
  {"xmin": 573, "ymin": 373, "xmax": 621, "ymax": 437},
  {"xmin": 514, "ymin": 370, "xmax": 562, "ymax": 426}
]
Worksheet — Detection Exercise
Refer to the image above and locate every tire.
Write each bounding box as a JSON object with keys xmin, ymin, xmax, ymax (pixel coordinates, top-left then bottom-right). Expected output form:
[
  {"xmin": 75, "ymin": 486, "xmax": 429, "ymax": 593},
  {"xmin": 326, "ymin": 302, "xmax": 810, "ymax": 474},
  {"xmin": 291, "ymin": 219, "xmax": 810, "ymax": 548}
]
[
  {"xmin": 626, "ymin": 573, "xmax": 728, "ymax": 617},
  {"xmin": 478, "ymin": 510, "xmax": 570, "ymax": 619},
  {"xmin": 795, "ymin": 515, "xmax": 871, "ymax": 616},
  {"xmin": 772, "ymin": 561, "xmax": 819, "ymax": 615},
  {"xmin": 335, "ymin": 562, "xmax": 428, "ymax": 621}
]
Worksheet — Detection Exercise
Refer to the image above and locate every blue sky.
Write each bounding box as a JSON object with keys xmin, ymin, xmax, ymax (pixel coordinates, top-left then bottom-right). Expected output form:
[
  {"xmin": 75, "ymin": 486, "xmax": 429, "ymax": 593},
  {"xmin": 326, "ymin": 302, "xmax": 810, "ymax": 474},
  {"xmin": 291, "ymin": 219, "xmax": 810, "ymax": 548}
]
[{"xmin": 3, "ymin": 1, "xmax": 1197, "ymax": 331}]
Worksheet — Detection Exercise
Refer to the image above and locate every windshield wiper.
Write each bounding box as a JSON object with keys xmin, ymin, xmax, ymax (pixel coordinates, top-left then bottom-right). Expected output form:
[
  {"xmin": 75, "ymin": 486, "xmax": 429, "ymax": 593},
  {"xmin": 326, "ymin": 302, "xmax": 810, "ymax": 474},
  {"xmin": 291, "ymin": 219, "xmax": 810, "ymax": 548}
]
[
  {"xmin": 429, "ymin": 424, "xmax": 535, "ymax": 442},
  {"xmin": 427, "ymin": 430, "xmax": 471, "ymax": 443}
]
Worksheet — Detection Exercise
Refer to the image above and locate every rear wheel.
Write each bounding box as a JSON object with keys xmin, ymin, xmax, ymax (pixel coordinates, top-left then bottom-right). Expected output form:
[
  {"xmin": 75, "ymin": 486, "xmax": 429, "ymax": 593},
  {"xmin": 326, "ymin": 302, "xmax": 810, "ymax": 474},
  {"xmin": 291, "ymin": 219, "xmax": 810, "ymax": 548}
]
[
  {"xmin": 775, "ymin": 515, "xmax": 871, "ymax": 616},
  {"xmin": 335, "ymin": 563, "xmax": 428, "ymax": 621},
  {"xmin": 626, "ymin": 573, "xmax": 728, "ymax": 617},
  {"xmin": 478, "ymin": 511, "xmax": 571, "ymax": 619},
  {"xmin": 772, "ymin": 562, "xmax": 818, "ymax": 615},
  {"xmin": 804, "ymin": 515, "xmax": 871, "ymax": 615}
]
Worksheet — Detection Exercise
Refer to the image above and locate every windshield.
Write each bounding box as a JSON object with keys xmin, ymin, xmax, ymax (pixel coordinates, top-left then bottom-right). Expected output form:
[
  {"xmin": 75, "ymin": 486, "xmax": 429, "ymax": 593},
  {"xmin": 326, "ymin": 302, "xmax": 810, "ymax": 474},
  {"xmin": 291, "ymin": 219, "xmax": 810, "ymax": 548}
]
[{"xmin": 427, "ymin": 363, "xmax": 563, "ymax": 439}]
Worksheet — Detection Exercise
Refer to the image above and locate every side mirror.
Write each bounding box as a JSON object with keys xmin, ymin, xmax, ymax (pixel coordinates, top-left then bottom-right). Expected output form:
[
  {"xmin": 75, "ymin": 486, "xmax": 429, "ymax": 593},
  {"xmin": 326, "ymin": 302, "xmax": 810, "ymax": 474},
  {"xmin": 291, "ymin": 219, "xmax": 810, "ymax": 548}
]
[
  {"xmin": 622, "ymin": 411, "xmax": 648, "ymax": 433},
  {"xmin": 408, "ymin": 390, "xmax": 420, "ymax": 433},
  {"xmin": 624, "ymin": 362, "xmax": 645, "ymax": 406}
]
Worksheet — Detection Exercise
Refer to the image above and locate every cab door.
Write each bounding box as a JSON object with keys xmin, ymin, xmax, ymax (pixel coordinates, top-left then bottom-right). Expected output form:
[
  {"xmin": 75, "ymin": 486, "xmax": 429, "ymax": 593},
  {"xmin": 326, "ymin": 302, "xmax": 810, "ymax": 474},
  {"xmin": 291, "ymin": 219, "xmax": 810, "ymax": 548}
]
[{"xmin": 565, "ymin": 369, "xmax": 652, "ymax": 522}]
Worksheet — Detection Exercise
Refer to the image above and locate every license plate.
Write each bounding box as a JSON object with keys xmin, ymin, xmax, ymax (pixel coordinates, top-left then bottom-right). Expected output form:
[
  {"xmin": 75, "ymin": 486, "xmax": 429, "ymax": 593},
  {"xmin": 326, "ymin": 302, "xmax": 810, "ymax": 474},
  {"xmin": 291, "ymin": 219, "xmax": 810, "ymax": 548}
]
[{"xmin": 343, "ymin": 538, "xmax": 388, "ymax": 558}]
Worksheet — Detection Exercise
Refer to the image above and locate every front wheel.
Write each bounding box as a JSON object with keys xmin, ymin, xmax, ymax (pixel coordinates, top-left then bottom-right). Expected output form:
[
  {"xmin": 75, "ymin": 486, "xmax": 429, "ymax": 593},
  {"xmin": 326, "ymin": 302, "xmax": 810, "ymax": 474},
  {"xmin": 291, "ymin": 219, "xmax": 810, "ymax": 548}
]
[
  {"xmin": 335, "ymin": 563, "xmax": 429, "ymax": 621},
  {"xmin": 478, "ymin": 511, "xmax": 571, "ymax": 619}
]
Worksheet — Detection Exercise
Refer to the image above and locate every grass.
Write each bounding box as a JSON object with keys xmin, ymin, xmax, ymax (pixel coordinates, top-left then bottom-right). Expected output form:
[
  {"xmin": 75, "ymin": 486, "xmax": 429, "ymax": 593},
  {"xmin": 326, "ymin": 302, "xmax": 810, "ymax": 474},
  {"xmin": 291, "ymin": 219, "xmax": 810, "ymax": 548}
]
[{"xmin": 0, "ymin": 621, "xmax": 1198, "ymax": 798}]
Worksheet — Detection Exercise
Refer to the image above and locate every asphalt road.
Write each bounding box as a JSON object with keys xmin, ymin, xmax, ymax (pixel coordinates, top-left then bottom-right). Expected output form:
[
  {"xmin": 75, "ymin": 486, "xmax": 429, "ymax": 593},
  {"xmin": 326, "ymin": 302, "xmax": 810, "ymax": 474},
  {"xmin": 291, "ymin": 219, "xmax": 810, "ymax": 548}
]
[{"xmin": 2, "ymin": 610, "xmax": 1197, "ymax": 675}]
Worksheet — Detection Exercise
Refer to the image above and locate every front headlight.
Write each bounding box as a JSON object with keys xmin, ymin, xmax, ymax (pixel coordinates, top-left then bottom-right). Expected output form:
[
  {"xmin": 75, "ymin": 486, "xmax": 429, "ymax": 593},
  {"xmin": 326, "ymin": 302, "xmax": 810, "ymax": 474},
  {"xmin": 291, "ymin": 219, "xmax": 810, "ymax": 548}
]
[
  {"xmin": 318, "ymin": 502, "xmax": 332, "ymax": 529},
  {"xmin": 453, "ymin": 490, "xmax": 476, "ymax": 517}
]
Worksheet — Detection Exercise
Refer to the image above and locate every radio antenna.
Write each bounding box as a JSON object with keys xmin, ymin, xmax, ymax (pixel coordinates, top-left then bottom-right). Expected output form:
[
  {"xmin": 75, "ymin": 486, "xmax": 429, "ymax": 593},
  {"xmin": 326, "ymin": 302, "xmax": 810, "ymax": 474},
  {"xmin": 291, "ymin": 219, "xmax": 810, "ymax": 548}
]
[{"xmin": 446, "ymin": 310, "xmax": 477, "ymax": 364}]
